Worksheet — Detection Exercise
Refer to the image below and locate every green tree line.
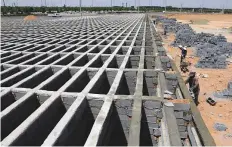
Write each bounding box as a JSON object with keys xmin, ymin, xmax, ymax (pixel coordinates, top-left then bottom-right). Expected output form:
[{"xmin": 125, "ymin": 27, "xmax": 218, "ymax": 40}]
[{"xmin": 1, "ymin": 5, "xmax": 232, "ymax": 15}]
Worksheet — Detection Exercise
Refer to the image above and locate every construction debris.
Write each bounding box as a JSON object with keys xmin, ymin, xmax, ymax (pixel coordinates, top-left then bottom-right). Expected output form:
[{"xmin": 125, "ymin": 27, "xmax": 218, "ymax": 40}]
[
  {"xmin": 213, "ymin": 81, "xmax": 232, "ymax": 99},
  {"xmin": 206, "ymin": 97, "xmax": 216, "ymax": 106},
  {"xmin": 199, "ymin": 73, "xmax": 209, "ymax": 78},
  {"xmin": 214, "ymin": 123, "xmax": 228, "ymax": 131}
]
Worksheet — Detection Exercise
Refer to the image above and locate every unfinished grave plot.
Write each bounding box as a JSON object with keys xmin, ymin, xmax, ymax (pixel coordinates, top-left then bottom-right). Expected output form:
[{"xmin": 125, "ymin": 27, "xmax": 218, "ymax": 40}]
[
  {"xmin": 140, "ymin": 100, "xmax": 162, "ymax": 146},
  {"xmin": 96, "ymin": 99, "xmax": 134, "ymax": 146},
  {"xmin": 0, "ymin": 14, "xmax": 213, "ymax": 146},
  {"xmin": 143, "ymin": 71, "xmax": 158, "ymax": 96}
]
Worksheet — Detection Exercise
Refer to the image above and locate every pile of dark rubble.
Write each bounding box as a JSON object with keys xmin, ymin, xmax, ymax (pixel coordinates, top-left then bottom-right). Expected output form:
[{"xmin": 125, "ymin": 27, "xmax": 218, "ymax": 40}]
[
  {"xmin": 173, "ymin": 32, "xmax": 227, "ymax": 47},
  {"xmin": 195, "ymin": 43, "xmax": 232, "ymax": 68},
  {"xmin": 156, "ymin": 16, "xmax": 232, "ymax": 69},
  {"xmin": 213, "ymin": 81, "xmax": 232, "ymax": 99},
  {"xmin": 156, "ymin": 16, "xmax": 193, "ymax": 34}
]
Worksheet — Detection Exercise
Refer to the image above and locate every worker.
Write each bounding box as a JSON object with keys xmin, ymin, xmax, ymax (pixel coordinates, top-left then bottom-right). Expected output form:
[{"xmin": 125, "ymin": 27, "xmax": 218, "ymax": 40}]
[
  {"xmin": 178, "ymin": 45, "xmax": 187, "ymax": 63},
  {"xmin": 163, "ymin": 26, "xmax": 167, "ymax": 35},
  {"xmin": 185, "ymin": 71, "xmax": 200, "ymax": 105}
]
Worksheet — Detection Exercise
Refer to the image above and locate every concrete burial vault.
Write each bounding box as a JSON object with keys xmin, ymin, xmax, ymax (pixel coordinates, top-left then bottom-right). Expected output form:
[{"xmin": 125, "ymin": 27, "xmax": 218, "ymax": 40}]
[{"xmin": 0, "ymin": 14, "xmax": 215, "ymax": 146}]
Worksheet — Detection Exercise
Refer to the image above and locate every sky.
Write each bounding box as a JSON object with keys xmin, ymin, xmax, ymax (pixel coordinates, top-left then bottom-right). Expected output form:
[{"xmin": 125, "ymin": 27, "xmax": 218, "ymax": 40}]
[{"xmin": 2, "ymin": 0, "xmax": 232, "ymax": 9}]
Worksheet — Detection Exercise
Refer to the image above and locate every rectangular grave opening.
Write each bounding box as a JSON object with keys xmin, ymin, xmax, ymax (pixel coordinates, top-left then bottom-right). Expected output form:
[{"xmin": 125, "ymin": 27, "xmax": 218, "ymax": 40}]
[
  {"xmin": 54, "ymin": 54, "xmax": 79, "ymax": 66},
  {"xmin": 1, "ymin": 53, "xmax": 23, "ymax": 63},
  {"xmin": 107, "ymin": 56, "xmax": 124, "ymax": 68},
  {"xmin": 116, "ymin": 71, "xmax": 137, "ymax": 95},
  {"xmin": 38, "ymin": 45, "xmax": 56, "ymax": 52},
  {"xmin": 74, "ymin": 46, "xmax": 88, "ymax": 53},
  {"xmin": 48, "ymin": 39, "xmax": 60, "ymax": 44},
  {"xmin": 173, "ymin": 103, "xmax": 192, "ymax": 146},
  {"xmin": 116, "ymin": 47, "xmax": 126, "ymax": 55},
  {"xmin": 103, "ymin": 46, "xmax": 116, "ymax": 54},
  {"xmin": 0, "ymin": 65, "xmax": 9, "ymax": 72},
  {"xmin": 69, "ymin": 39, "xmax": 80, "ymax": 44},
  {"xmin": 7, "ymin": 53, "xmax": 35, "ymax": 64},
  {"xmin": 89, "ymin": 46, "xmax": 104, "ymax": 53},
  {"xmin": 0, "ymin": 52, "xmax": 13, "ymax": 58},
  {"xmin": 41, "ymin": 69, "xmax": 77, "ymax": 91},
  {"xmin": 8, "ymin": 95, "xmax": 74, "ymax": 146},
  {"xmin": 1, "ymin": 91, "xmax": 27, "ymax": 111},
  {"xmin": 23, "ymin": 54, "xmax": 49, "ymax": 65},
  {"xmin": 65, "ymin": 70, "xmax": 97, "ymax": 92},
  {"xmin": 145, "ymin": 47, "xmax": 153, "ymax": 55},
  {"xmin": 89, "ymin": 40, "xmax": 98, "ymax": 45},
  {"xmin": 38, "ymin": 54, "xmax": 62, "ymax": 65},
  {"xmin": 3, "ymin": 44, "xmax": 25, "ymax": 51},
  {"xmin": 89, "ymin": 71, "xmax": 117, "ymax": 94},
  {"xmin": 25, "ymin": 45, "xmax": 45, "ymax": 52},
  {"xmin": 144, "ymin": 56, "xmax": 155, "ymax": 69},
  {"xmin": 50, "ymin": 45, "xmax": 66, "ymax": 52},
  {"xmin": 89, "ymin": 56, "xmax": 108, "ymax": 68},
  {"xmin": 58, "ymin": 39, "xmax": 69, "ymax": 44},
  {"xmin": 125, "ymin": 56, "xmax": 140, "ymax": 69},
  {"xmin": 165, "ymin": 73, "xmax": 178, "ymax": 99},
  {"xmin": 143, "ymin": 72, "xmax": 158, "ymax": 96},
  {"xmin": 0, "ymin": 66, "xmax": 22, "ymax": 80},
  {"xmin": 72, "ymin": 55, "xmax": 92, "ymax": 67},
  {"xmin": 131, "ymin": 47, "xmax": 142, "ymax": 55},
  {"xmin": 78, "ymin": 40, "xmax": 88, "ymax": 45},
  {"xmin": 1, "ymin": 93, "xmax": 50, "ymax": 141},
  {"xmin": 17, "ymin": 67, "xmax": 61, "ymax": 89},
  {"xmin": 98, "ymin": 100, "xmax": 133, "ymax": 146},
  {"xmin": 1, "ymin": 67, "xmax": 38, "ymax": 87},
  {"xmin": 53, "ymin": 98, "xmax": 104, "ymax": 146},
  {"xmin": 140, "ymin": 100, "xmax": 162, "ymax": 146}
]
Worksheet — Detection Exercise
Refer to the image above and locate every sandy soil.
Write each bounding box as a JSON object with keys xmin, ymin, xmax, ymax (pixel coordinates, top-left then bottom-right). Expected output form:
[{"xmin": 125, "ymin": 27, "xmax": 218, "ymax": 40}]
[
  {"xmin": 166, "ymin": 13, "xmax": 232, "ymax": 22},
  {"xmin": 166, "ymin": 13, "xmax": 232, "ymax": 42},
  {"xmin": 156, "ymin": 20, "xmax": 232, "ymax": 145}
]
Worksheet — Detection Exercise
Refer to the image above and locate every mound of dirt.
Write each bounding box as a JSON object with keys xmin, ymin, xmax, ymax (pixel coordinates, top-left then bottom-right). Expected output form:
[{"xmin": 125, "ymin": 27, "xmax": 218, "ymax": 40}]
[{"xmin": 24, "ymin": 15, "xmax": 37, "ymax": 21}]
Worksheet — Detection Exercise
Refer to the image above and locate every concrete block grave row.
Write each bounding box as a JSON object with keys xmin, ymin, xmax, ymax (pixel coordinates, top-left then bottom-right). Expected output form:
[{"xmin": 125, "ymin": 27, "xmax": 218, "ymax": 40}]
[{"xmin": 0, "ymin": 14, "xmax": 204, "ymax": 146}]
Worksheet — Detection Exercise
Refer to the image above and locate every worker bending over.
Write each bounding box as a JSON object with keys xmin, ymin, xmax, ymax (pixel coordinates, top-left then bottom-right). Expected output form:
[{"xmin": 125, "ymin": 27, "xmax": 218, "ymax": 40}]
[
  {"xmin": 178, "ymin": 45, "xmax": 187, "ymax": 63},
  {"xmin": 185, "ymin": 71, "xmax": 200, "ymax": 105}
]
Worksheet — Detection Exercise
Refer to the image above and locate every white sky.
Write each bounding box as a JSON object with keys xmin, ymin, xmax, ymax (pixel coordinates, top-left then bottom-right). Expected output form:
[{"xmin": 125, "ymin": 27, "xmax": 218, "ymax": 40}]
[{"xmin": 2, "ymin": 0, "xmax": 232, "ymax": 9}]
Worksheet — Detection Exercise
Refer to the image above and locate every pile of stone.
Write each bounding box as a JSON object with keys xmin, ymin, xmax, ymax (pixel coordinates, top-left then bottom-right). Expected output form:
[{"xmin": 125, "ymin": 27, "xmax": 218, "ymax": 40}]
[
  {"xmin": 156, "ymin": 16, "xmax": 232, "ymax": 69},
  {"xmin": 213, "ymin": 81, "xmax": 232, "ymax": 99},
  {"xmin": 195, "ymin": 43, "xmax": 232, "ymax": 68},
  {"xmin": 156, "ymin": 16, "xmax": 193, "ymax": 34},
  {"xmin": 172, "ymin": 32, "xmax": 227, "ymax": 47}
]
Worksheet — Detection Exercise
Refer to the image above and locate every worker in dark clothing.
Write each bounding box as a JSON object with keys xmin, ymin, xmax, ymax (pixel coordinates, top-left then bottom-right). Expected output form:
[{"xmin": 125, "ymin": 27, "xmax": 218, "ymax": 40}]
[
  {"xmin": 178, "ymin": 45, "xmax": 187, "ymax": 63},
  {"xmin": 163, "ymin": 26, "xmax": 167, "ymax": 35},
  {"xmin": 185, "ymin": 71, "xmax": 200, "ymax": 105}
]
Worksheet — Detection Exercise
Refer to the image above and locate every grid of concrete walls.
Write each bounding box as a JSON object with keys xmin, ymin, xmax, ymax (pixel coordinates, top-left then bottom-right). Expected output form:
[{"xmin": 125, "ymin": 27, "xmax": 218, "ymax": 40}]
[{"xmin": 1, "ymin": 14, "xmax": 202, "ymax": 146}]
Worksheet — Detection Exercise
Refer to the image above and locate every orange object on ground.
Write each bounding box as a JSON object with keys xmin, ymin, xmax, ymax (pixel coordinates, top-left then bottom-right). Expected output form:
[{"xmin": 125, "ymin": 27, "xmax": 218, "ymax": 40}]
[{"xmin": 24, "ymin": 15, "xmax": 37, "ymax": 21}]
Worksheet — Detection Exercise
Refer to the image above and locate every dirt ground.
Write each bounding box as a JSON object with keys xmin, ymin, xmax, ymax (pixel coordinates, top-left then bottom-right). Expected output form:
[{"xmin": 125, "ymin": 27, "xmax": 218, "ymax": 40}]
[
  {"xmin": 166, "ymin": 13, "xmax": 232, "ymax": 42},
  {"xmin": 156, "ymin": 14, "xmax": 232, "ymax": 146}
]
